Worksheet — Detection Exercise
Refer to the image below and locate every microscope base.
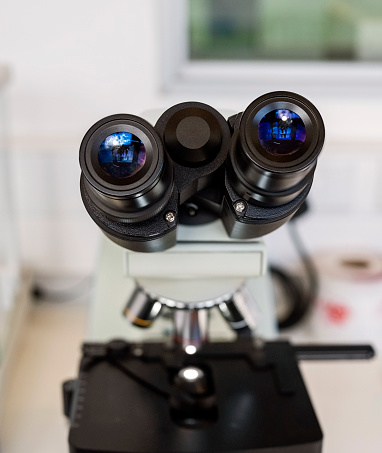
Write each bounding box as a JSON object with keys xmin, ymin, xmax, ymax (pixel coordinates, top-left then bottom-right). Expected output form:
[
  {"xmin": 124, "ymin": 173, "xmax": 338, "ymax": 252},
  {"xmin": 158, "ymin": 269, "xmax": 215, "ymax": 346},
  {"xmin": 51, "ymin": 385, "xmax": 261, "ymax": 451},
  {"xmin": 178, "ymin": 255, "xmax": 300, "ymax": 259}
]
[{"xmin": 64, "ymin": 339, "xmax": 324, "ymax": 453}]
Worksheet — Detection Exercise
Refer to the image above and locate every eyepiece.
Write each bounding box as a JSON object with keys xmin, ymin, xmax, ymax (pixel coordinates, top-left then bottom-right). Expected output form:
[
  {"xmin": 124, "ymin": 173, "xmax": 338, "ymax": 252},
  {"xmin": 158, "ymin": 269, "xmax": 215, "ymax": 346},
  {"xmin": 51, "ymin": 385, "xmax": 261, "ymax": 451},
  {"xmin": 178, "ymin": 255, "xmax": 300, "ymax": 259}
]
[
  {"xmin": 79, "ymin": 114, "xmax": 173, "ymax": 223},
  {"xmin": 228, "ymin": 91, "xmax": 324, "ymax": 206}
]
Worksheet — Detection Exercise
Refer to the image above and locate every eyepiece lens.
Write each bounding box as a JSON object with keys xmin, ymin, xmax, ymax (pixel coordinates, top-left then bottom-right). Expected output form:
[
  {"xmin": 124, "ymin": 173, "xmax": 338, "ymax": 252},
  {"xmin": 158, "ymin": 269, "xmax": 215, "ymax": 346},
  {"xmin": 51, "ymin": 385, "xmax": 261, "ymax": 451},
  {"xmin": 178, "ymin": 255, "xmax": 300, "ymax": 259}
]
[
  {"xmin": 257, "ymin": 109, "xmax": 306, "ymax": 156},
  {"xmin": 98, "ymin": 132, "xmax": 146, "ymax": 179}
]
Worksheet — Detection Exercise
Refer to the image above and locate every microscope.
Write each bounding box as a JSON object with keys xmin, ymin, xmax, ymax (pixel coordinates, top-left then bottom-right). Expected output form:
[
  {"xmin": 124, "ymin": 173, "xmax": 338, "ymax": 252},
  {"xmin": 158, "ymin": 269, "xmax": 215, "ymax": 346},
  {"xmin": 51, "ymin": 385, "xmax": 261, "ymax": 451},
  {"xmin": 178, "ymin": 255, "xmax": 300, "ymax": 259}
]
[{"xmin": 64, "ymin": 92, "xmax": 374, "ymax": 452}]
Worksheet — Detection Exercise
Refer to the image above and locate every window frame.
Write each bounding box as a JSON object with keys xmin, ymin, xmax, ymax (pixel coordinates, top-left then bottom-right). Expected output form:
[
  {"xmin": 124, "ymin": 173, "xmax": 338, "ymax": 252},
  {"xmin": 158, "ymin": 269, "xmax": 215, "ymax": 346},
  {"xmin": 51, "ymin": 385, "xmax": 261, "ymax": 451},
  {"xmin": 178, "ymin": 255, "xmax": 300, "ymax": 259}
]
[{"xmin": 159, "ymin": 0, "xmax": 382, "ymax": 98}]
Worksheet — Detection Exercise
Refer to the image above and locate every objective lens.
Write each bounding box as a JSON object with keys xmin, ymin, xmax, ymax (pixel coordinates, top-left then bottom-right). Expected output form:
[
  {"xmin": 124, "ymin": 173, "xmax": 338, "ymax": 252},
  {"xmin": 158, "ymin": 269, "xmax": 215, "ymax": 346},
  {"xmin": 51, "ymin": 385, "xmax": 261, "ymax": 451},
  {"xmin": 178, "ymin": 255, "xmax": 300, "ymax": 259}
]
[
  {"xmin": 257, "ymin": 109, "xmax": 306, "ymax": 156},
  {"xmin": 98, "ymin": 132, "xmax": 146, "ymax": 179}
]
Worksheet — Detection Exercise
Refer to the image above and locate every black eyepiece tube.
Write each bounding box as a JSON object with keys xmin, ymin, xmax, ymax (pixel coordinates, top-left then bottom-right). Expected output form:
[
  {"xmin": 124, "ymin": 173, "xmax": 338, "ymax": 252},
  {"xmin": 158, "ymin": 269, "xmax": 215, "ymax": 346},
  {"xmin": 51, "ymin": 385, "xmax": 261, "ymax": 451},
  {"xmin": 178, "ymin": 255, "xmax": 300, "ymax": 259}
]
[
  {"xmin": 222, "ymin": 92, "xmax": 324, "ymax": 239},
  {"xmin": 79, "ymin": 114, "xmax": 174, "ymax": 223},
  {"xmin": 79, "ymin": 114, "xmax": 177, "ymax": 253},
  {"xmin": 227, "ymin": 91, "xmax": 325, "ymax": 207}
]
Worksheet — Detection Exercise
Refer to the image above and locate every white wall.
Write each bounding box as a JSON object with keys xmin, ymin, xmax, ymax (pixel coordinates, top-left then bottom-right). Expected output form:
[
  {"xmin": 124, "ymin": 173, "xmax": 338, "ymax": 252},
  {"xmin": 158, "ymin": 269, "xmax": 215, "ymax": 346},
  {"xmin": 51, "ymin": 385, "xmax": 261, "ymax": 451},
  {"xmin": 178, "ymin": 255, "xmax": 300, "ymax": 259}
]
[
  {"xmin": 0, "ymin": 0, "xmax": 168, "ymax": 274},
  {"xmin": 1, "ymin": 0, "xmax": 166, "ymax": 138},
  {"xmin": 0, "ymin": 0, "xmax": 381, "ymax": 276}
]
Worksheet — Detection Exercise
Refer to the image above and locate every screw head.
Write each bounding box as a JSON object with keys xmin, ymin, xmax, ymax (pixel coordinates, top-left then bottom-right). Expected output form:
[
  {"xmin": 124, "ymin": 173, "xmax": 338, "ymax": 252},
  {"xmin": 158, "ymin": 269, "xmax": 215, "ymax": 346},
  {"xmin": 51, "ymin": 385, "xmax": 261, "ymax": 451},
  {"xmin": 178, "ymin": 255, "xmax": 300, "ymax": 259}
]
[
  {"xmin": 234, "ymin": 201, "xmax": 246, "ymax": 213},
  {"xmin": 165, "ymin": 211, "xmax": 176, "ymax": 223}
]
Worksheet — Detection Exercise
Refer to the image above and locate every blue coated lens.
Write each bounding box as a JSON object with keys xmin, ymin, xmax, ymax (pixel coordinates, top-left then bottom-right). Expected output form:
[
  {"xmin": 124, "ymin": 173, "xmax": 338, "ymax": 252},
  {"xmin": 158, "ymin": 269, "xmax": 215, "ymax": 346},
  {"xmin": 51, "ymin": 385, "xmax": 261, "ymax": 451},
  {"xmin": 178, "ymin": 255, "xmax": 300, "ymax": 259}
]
[
  {"xmin": 98, "ymin": 132, "xmax": 146, "ymax": 179},
  {"xmin": 257, "ymin": 109, "xmax": 306, "ymax": 156}
]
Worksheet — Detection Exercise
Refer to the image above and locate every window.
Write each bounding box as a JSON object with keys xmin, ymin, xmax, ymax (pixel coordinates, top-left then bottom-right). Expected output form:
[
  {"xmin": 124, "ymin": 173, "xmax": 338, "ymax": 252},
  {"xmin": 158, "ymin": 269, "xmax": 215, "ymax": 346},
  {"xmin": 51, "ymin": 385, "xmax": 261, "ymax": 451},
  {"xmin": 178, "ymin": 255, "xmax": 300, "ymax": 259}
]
[
  {"xmin": 189, "ymin": 0, "xmax": 382, "ymax": 62},
  {"xmin": 160, "ymin": 0, "xmax": 382, "ymax": 97}
]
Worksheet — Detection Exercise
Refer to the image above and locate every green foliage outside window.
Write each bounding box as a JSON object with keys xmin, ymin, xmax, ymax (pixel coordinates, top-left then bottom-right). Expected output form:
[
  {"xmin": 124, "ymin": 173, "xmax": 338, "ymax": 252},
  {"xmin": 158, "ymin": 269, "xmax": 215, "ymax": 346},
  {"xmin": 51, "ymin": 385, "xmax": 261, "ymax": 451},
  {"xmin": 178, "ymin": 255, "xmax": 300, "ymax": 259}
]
[{"xmin": 189, "ymin": 0, "xmax": 382, "ymax": 61}]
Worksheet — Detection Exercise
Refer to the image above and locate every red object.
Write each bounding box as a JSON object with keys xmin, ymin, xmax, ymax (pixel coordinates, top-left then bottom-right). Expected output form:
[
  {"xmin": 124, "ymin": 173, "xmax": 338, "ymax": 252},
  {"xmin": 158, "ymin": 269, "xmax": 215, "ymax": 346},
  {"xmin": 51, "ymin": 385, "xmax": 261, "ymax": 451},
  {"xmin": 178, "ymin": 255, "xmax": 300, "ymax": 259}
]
[{"xmin": 322, "ymin": 301, "xmax": 350, "ymax": 324}]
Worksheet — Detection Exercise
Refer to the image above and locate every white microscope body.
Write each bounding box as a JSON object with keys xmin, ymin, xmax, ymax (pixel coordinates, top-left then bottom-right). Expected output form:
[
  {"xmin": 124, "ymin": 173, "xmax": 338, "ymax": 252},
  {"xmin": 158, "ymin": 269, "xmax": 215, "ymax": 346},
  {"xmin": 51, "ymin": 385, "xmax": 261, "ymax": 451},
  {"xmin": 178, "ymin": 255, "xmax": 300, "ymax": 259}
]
[{"xmin": 88, "ymin": 220, "xmax": 277, "ymax": 348}]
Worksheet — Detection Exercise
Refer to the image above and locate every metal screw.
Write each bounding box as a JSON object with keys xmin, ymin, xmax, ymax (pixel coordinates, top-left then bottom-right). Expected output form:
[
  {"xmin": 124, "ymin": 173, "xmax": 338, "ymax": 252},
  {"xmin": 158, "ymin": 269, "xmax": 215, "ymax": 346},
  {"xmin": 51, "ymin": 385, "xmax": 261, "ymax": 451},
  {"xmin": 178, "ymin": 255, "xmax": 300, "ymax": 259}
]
[
  {"xmin": 234, "ymin": 201, "xmax": 246, "ymax": 213},
  {"xmin": 165, "ymin": 211, "xmax": 176, "ymax": 223}
]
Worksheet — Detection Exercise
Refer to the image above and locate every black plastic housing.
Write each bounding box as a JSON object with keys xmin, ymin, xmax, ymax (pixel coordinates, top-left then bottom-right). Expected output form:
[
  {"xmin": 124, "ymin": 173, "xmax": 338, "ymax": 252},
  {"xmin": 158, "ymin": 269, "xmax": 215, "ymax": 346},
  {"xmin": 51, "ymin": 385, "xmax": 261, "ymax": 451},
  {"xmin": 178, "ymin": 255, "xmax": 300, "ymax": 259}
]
[
  {"xmin": 222, "ymin": 91, "xmax": 324, "ymax": 239},
  {"xmin": 80, "ymin": 103, "xmax": 231, "ymax": 252},
  {"xmin": 155, "ymin": 101, "xmax": 231, "ymax": 204},
  {"xmin": 79, "ymin": 93, "xmax": 325, "ymax": 251}
]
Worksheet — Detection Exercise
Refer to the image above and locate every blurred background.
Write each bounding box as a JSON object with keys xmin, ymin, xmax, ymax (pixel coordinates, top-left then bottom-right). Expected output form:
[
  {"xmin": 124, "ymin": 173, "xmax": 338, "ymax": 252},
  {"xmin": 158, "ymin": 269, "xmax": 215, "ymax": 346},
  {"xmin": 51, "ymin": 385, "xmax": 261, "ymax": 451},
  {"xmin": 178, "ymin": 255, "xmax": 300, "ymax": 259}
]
[
  {"xmin": 0, "ymin": 0, "xmax": 380, "ymax": 276},
  {"xmin": 0, "ymin": 0, "xmax": 382, "ymax": 452}
]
